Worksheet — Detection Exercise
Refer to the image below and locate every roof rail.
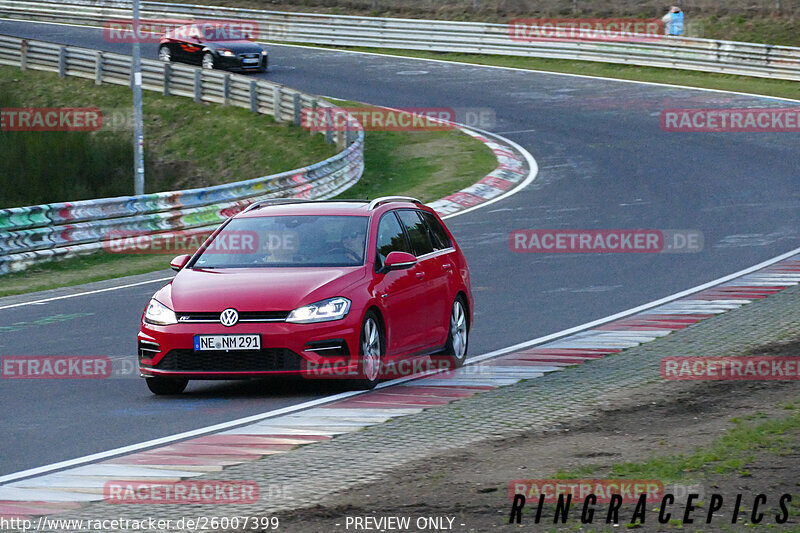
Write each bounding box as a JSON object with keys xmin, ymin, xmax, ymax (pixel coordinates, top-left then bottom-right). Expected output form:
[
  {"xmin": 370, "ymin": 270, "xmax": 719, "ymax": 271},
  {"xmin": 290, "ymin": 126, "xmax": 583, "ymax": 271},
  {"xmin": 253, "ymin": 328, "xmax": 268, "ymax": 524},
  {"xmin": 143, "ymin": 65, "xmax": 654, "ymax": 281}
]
[
  {"xmin": 242, "ymin": 198, "xmax": 314, "ymax": 213},
  {"xmin": 367, "ymin": 196, "xmax": 423, "ymax": 210}
]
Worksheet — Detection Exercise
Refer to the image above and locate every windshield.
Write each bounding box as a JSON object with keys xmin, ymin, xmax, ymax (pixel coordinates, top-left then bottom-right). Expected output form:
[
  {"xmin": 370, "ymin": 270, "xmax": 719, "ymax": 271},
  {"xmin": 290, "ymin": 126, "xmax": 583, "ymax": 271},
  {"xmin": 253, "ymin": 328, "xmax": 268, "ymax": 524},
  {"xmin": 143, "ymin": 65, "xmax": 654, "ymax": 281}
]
[{"xmin": 192, "ymin": 215, "xmax": 369, "ymax": 268}]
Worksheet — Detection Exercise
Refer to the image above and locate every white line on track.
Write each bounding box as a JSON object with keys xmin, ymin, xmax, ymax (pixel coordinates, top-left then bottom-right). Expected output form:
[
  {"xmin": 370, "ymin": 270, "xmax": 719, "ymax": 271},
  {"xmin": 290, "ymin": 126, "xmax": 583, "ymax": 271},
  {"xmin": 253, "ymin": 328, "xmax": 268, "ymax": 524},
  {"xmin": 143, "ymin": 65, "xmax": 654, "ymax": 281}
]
[
  {"xmin": 0, "ymin": 277, "xmax": 174, "ymax": 311},
  {"xmin": 0, "ymin": 357, "xmax": 462, "ymax": 484},
  {"xmin": 3, "ymin": 244, "xmax": 799, "ymax": 485}
]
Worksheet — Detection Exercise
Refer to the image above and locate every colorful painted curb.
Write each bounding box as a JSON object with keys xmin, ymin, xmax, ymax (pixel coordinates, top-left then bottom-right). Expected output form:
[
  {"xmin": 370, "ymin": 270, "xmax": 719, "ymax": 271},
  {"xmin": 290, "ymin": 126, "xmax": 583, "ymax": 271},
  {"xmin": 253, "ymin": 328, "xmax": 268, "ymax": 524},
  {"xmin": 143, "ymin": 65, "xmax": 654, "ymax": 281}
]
[{"xmin": 428, "ymin": 128, "xmax": 528, "ymax": 217}]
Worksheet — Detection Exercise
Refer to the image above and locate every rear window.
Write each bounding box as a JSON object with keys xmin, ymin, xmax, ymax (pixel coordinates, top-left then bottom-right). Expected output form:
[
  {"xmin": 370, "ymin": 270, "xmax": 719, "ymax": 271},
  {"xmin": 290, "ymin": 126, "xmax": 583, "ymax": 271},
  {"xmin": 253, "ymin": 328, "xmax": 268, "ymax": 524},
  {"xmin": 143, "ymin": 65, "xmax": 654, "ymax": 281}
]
[
  {"xmin": 397, "ymin": 210, "xmax": 434, "ymax": 256},
  {"xmin": 419, "ymin": 210, "xmax": 452, "ymax": 250}
]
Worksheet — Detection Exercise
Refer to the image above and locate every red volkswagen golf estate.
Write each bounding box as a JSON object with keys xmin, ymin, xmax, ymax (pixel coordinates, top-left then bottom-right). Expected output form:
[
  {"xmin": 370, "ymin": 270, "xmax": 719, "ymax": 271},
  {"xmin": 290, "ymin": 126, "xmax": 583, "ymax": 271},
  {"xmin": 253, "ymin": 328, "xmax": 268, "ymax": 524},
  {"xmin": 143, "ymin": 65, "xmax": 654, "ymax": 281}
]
[{"xmin": 138, "ymin": 197, "xmax": 473, "ymax": 394}]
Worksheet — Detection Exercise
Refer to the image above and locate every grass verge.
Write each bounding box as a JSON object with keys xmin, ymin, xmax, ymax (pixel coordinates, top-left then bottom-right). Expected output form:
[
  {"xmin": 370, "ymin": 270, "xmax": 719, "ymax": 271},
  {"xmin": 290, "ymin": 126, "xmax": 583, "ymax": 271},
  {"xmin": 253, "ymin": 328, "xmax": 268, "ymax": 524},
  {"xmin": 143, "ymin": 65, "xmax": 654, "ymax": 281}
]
[
  {"xmin": 330, "ymin": 99, "xmax": 498, "ymax": 203},
  {"xmin": 0, "ymin": 100, "xmax": 497, "ymax": 298},
  {"xmin": 0, "ymin": 63, "xmax": 338, "ymax": 205},
  {"xmin": 555, "ymin": 399, "xmax": 800, "ymax": 483}
]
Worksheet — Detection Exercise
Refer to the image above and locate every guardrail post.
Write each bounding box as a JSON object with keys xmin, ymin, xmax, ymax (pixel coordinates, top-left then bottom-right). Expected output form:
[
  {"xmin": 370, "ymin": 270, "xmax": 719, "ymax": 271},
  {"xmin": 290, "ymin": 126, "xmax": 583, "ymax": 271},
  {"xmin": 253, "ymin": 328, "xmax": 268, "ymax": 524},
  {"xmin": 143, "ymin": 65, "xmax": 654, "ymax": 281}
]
[
  {"xmin": 194, "ymin": 70, "xmax": 202, "ymax": 103},
  {"xmin": 324, "ymin": 107, "xmax": 333, "ymax": 144},
  {"xmin": 336, "ymin": 129, "xmax": 346, "ymax": 150},
  {"xmin": 293, "ymin": 93, "xmax": 301, "ymax": 126},
  {"xmin": 20, "ymin": 40, "xmax": 28, "ymax": 71},
  {"xmin": 310, "ymin": 99, "xmax": 318, "ymax": 135},
  {"xmin": 163, "ymin": 63, "xmax": 171, "ymax": 96},
  {"xmin": 249, "ymin": 81, "xmax": 258, "ymax": 113},
  {"xmin": 273, "ymin": 86, "xmax": 282, "ymax": 122},
  {"xmin": 94, "ymin": 51, "xmax": 103, "ymax": 85},
  {"xmin": 58, "ymin": 46, "xmax": 66, "ymax": 78},
  {"xmin": 223, "ymin": 74, "xmax": 231, "ymax": 106}
]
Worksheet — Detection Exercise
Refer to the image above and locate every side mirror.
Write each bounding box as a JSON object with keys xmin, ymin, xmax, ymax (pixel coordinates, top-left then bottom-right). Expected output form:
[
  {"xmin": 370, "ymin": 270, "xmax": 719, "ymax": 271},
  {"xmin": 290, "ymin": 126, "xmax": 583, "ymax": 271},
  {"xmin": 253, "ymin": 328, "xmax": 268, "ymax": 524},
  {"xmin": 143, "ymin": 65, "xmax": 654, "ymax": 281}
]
[
  {"xmin": 170, "ymin": 254, "xmax": 191, "ymax": 272},
  {"xmin": 382, "ymin": 251, "xmax": 417, "ymax": 272}
]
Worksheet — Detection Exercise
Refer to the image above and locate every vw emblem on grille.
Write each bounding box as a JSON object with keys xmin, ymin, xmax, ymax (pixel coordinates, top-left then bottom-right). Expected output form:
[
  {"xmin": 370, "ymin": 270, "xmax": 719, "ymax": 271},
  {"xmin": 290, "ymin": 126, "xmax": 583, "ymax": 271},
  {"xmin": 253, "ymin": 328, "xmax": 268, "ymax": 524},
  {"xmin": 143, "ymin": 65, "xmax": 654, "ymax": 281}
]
[{"xmin": 220, "ymin": 308, "xmax": 239, "ymax": 327}]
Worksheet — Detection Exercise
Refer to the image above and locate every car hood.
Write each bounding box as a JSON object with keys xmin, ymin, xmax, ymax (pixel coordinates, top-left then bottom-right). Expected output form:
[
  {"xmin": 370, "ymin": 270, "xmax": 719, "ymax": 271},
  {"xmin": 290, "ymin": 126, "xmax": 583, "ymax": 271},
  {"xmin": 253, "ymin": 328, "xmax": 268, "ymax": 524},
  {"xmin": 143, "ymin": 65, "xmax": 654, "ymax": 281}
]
[
  {"xmin": 164, "ymin": 267, "xmax": 365, "ymax": 312},
  {"xmin": 210, "ymin": 41, "xmax": 265, "ymax": 54}
]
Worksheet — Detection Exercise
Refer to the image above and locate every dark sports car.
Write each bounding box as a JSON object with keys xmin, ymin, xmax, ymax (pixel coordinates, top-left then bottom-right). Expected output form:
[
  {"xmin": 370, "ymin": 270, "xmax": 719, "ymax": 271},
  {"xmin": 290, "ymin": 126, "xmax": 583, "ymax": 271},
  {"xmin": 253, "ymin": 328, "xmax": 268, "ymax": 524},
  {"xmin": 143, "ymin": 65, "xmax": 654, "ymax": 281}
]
[{"xmin": 158, "ymin": 23, "xmax": 268, "ymax": 72}]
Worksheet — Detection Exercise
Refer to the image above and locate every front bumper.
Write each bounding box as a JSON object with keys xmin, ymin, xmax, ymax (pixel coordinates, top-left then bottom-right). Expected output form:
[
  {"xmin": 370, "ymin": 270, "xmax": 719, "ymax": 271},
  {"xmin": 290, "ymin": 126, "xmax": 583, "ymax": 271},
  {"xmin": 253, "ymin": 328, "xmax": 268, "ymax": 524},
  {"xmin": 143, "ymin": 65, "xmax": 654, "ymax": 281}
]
[
  {"xmin": 138, "ymin": 316, "xmax": 361, "ymax": 380},
  {"xmin": 217, "ymin": 53, "xmax": 268, "ymax": 72}
]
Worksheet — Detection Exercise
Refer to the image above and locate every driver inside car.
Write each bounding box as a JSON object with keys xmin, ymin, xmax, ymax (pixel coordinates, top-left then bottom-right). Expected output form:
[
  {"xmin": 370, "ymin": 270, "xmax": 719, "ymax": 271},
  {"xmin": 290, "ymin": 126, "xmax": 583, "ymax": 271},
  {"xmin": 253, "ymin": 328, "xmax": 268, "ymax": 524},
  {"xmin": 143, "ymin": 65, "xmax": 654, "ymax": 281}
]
[{"xmin": 339, "ymin": 221, "xmax": 365, "ymax": 264}]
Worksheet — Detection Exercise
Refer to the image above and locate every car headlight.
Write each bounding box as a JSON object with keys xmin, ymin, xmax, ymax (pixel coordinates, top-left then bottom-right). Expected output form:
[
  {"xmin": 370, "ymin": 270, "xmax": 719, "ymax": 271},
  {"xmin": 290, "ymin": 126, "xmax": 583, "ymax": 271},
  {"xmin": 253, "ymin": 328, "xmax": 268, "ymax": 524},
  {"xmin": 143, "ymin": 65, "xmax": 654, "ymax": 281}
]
[
  {"xmin": 261, "ymin": 50, "xmax": 268, "ymax": 55},
  {"xmin": 221, "ymin": 50, "xmax": 235, "ymax": 56},
  {"xmin": 286, "ymin": 297, "xmax": 351, "ymax": 324},
  {"xmin": 144, "ymin": 299, "xmax": 178, "ymax": 326}
]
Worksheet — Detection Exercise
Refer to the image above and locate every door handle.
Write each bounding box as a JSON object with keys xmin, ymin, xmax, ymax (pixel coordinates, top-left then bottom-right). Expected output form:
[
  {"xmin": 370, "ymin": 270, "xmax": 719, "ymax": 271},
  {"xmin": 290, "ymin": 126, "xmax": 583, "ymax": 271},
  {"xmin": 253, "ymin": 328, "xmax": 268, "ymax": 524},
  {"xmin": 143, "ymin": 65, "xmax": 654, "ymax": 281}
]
[
  {"xmin": 415, "ymin": 272, "xmax": 425, "ymax": 280},
  {"xmin": 442, "ymin": 263, "xmax": 453, "ymax": 271}
]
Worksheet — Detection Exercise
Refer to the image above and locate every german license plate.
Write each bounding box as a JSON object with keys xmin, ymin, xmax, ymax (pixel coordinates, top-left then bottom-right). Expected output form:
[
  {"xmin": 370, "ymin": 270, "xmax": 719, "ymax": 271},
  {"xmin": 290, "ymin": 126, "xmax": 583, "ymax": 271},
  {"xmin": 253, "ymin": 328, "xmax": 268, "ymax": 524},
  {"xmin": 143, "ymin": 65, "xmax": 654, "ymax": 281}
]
[{"xmin": 194, "ymin": 334, "xmax": 261, "ymax": 351}]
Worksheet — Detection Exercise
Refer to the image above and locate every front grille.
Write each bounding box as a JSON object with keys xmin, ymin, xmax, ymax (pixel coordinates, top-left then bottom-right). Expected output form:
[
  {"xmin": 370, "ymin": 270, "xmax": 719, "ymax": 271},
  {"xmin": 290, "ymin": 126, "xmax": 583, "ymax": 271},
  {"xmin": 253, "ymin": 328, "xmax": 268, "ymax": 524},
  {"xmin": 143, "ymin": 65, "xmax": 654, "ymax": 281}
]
[
  {"xmin": 154, "ymin": 348, "xmax": 302, "ymax": 372},
  {"xmin": 176, "ymin": 311, "xmax": 289, "ymax": 324},
  {"xmin": 240, "ymin": 53, "xmax": 261, "ymax": 66}
]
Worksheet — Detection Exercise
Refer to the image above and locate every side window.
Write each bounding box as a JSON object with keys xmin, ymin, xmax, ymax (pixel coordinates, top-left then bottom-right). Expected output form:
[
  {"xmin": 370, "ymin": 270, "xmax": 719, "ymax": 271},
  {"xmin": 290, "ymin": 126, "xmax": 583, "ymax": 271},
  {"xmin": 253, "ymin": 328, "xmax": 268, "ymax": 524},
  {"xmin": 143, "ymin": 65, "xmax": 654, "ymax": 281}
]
[
  {"xmin": 375, "ymin": 212, "xmax": 411, "ymax": 270},
  {"xmin": 397, "ymin": 210, "xmax": 434, "ymax": 257},
  {"xmin": 419, "ymin": 210, "xmax": 452, "ymax": 251}
]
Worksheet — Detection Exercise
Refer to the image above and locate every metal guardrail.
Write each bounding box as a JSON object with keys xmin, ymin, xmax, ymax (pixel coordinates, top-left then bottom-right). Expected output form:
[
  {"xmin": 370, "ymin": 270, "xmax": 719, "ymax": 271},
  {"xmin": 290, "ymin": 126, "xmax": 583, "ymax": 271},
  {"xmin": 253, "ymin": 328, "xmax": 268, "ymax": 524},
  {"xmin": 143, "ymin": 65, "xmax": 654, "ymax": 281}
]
[
  {"xmin": 2, "ymin": 0, "xmax": 800, "ymax": 81},
  {"xmin": 0, "ymin": 33, "xmax": 364, "ymax": 274}
]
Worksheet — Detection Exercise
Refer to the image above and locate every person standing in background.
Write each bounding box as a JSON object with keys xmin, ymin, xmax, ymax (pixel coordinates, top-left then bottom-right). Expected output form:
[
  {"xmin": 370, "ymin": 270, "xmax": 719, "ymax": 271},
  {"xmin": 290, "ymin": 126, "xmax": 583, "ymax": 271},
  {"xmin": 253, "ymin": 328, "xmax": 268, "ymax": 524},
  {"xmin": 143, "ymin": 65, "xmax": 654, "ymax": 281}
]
[{"xmin": 662, "ymin": 6, "xmax": 684, "ymax": 36}]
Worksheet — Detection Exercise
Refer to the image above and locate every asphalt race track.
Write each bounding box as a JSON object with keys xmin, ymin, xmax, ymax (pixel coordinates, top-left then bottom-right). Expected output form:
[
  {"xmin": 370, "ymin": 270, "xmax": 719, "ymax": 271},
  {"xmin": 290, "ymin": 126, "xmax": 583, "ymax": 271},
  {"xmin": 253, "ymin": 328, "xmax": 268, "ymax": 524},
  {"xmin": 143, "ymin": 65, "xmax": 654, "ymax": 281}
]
[{"xmin": 1, "ymin": 19, "xmax": 799, "ymax": 476}]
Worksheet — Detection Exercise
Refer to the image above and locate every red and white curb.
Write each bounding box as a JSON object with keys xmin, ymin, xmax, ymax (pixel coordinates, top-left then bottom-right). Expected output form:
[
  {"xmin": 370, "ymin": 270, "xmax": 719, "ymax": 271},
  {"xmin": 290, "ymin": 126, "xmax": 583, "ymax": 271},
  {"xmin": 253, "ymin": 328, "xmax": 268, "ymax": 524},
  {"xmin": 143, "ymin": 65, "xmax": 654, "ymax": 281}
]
[{"xmin": 2, "ymin": 254, "xmax": 800, "ymax": 519}]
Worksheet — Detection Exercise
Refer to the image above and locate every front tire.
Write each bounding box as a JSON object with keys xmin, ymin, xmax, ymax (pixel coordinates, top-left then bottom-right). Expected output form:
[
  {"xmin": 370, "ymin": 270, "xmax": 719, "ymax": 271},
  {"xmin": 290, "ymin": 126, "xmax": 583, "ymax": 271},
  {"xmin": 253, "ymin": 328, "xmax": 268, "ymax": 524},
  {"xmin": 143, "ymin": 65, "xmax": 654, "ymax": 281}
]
[
  {"xmin": 432, "ymin": 297, "xmax": 469, "ymax": 369},
  {"xmin": 202, "ymin": 52, "xmax": 215, "ymax": 70},
  {"xmin": 146, "ymin": 376, "xmax": 188, "ymax": 395},
  {"xmin": 350, "ymin": 311, "xmax": 384, "ymax": 390}
]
